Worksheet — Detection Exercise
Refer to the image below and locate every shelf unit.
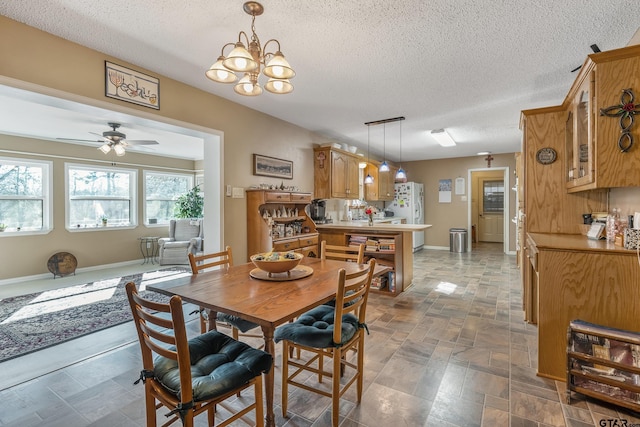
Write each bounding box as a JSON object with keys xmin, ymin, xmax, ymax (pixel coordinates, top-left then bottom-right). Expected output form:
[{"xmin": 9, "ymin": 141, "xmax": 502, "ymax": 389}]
[
  {"xmin": 246, "ymin": 190, "xmax": 319, "ymax": 257},
  {"xmin": 319, "ymin": 229, "xmax": 410, "ymax": 296},
  {"xmin": 567, "ymin": 319, "xmax": 640, "ymax": 412}
]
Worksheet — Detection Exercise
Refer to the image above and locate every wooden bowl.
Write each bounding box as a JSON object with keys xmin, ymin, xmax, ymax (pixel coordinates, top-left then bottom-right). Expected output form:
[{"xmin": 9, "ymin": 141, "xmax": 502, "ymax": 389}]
[{"xmin": 250, "ymin": 252, "xmax": 303, "ymax": 274}]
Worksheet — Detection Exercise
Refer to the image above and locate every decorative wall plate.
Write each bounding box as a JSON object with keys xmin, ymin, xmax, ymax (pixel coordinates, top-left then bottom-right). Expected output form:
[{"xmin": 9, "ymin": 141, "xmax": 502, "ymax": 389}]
[{"xmin": 536, "ymin": 147, "xmax": 557, "ymax": 165}]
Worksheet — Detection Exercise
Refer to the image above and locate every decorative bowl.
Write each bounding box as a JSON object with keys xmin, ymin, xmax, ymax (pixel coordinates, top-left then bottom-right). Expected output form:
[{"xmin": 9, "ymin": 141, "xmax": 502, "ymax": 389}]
[{"xmin": 250, "ymin": 251, "xmax": 303, "ymax": 274}]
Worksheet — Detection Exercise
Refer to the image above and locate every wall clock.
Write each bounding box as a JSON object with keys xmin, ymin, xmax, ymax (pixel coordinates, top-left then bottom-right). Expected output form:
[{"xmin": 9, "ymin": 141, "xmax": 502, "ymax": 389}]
[{"xmin": 536, "ymin": 147, "xmax": 557, "ymax": 165}]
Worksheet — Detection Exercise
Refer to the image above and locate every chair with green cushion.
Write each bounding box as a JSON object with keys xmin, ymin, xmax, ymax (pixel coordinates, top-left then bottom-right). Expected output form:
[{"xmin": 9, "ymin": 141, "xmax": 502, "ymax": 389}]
[
  {"xmin": 125, "ymin": 282, "xmax": 272, "ymax": 427},
  {"xmin": 274, "ymin": 259, "xmax": 376, "ymax": 427}
]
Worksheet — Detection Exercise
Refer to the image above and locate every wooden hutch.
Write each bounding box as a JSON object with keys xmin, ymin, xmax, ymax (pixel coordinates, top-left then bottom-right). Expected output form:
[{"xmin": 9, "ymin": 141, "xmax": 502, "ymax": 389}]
[{"xmin": 246, "ymin": 189, "xmax": 319, "ymax": 257}]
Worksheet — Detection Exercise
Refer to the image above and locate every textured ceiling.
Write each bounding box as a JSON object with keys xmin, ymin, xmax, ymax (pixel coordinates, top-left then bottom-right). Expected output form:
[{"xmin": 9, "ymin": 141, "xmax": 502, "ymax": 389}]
[{"xmin": 1, "ymin": 1, "xmax": 640, "ymax": 161}]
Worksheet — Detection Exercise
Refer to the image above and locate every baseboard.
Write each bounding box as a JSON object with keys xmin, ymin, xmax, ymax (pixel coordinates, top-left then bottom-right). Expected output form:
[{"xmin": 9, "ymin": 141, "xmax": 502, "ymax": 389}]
[
  {"xmin": 423, "ymin": 245, "xmax": 449, "ymax": 251},
  {"xmin": 0, "ymin": 259, "xmax": 147, "ymax": 287}
]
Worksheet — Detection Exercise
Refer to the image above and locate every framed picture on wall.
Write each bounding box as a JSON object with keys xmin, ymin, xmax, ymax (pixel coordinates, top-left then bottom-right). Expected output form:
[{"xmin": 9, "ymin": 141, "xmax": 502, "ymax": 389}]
[
  {"xmin": 105, "ymin": 61, "xmax": 160, "ymax": 109},
  {"xmin": 252, "ymin": 154, "xmax": 293, "ymax": 179}
]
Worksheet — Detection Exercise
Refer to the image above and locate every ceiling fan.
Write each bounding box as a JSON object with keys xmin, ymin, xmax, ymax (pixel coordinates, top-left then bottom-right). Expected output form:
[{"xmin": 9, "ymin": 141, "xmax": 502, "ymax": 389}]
[{"xmin": 57, "ymin": 122, "xmax": 159, "ymax": 156}]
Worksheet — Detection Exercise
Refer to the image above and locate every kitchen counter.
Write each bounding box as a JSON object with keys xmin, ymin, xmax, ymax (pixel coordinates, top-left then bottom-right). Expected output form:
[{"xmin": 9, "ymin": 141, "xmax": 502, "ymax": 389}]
[
  {"xmin": 317, "ymin": 223, "xmax": 431, "ymax": 232},
  {"xmin": 527, "ymin": 232, "xmax": 636, "ymax": 255}
]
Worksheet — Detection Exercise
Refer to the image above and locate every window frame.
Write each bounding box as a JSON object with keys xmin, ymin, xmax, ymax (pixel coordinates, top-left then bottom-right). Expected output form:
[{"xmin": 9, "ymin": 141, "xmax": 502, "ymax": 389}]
[
  {"xmin": 65, "ymin": 163, "xmax": 137, "ymax": 232},
  {"xmin": 0, "ymin": 156, "xmax": 53, "ymax": 236},
  {"xmin": 143, "ymin": 170, "xmax": 194, "ymax": 227}
]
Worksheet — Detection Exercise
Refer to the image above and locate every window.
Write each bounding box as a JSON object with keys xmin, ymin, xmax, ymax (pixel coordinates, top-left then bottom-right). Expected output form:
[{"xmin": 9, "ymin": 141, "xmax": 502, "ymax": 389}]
[
  {"xmin": 144, "ymin": 171, "xmax": 193, "ymax": 225},
  {"xmin": 482, "ymin": 180, "xmax": 504, "ymax": 213},
  {"xmin": 66, "ymin": 164, "xmax": 137, "ymax": 229},
  {"xmin": 0, "ymin": 157, "xmax": 52, "ymax": 233}
]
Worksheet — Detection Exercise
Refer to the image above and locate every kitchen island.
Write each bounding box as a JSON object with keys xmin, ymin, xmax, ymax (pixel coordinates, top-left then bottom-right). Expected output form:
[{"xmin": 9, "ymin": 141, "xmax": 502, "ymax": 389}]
[{"xmin": 316, "ymin": 223, "xmax": 432, "ymax": 295}]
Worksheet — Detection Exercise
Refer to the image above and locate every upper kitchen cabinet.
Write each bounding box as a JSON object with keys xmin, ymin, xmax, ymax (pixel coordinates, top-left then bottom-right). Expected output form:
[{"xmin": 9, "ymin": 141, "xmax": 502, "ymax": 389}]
[
  {"xmin": 565, "ymin": 65, "xmax": 595, "ymax": 189},
  {"xmin": 364, "ymin": 160, "xmax": 396, "ymax": 201},
  {"xmin": 313, "ymin": 146, "xmax": 360, "ymax": 199},
  {"xmin": 565, "ymin": 44, "xmax": 640, "ymax": 192}
]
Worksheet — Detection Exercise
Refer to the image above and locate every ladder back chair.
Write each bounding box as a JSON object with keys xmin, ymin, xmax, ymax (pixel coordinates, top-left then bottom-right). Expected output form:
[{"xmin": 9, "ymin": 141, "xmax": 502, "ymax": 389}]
[
  {"xmin": 125, "ymin": 282, "xmax": 272, "ymax": 427},
  {"xmin": 320, "ymin": 240, "xmax": 364, "ymax": 264},
  {"xmin": 188, "ymin": 248, "xmax": 262, "ymax": 342},
  {"xmin": 274, "ymin": 259, "xmax": 376, "ymax": 427}
]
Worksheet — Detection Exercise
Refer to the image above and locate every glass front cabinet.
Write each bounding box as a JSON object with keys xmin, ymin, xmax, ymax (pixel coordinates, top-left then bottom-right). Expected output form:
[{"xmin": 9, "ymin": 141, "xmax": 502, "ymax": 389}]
[{"xmin": 565, "ymin": 66, "xmax": 595, "ymax": 190}]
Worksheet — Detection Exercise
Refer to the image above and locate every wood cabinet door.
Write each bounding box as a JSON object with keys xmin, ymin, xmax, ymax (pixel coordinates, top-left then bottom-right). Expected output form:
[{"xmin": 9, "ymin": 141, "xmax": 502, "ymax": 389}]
[
  {"xmin": 330, "ymin": 151, "xmax": 349, "ymax": 198},
  {"xmin": 345, "ymin": 153, "xmax": 359, "ymax": 199}
]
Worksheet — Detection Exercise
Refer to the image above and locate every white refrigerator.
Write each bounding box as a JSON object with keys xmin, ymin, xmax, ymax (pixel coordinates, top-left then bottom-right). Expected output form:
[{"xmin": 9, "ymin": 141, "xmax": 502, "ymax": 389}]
[{"xmin": 388, "ymin": 182, "xmax": 425, "ymax": 251}]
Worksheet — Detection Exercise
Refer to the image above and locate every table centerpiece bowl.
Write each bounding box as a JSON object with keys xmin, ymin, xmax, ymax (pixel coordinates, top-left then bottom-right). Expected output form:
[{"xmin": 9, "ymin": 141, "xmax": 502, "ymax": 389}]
[{"xmin": 250, "ymin": 251, "xmax": 303, "ymax": 275}]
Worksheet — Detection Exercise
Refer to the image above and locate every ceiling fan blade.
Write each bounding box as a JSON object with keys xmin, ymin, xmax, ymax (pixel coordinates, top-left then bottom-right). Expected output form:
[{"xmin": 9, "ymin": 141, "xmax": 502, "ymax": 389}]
[
  {"xmin": 89, "ymin": 131, "xmax": 111, "ymax": 142},
  {"xmin": 56, "ymin": 138, "xmax": 104, "ymax": 143},
  {"xmin": 125, "ymin": 139, "xmax": 159, "ymax": 146}
]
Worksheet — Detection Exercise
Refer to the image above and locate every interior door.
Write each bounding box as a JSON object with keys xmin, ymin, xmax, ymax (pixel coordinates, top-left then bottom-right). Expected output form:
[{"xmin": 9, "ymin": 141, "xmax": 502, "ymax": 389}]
[{"xmin": 478, "ymin": 179, "xmax": 504, "ymax": 242}]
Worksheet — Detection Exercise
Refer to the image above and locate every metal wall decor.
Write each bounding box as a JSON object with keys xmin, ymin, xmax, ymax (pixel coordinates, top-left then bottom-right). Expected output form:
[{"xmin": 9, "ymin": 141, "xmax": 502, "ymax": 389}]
[{"xmin": 600, "ymin": 88, "xmax": 639, "ymax": 152}]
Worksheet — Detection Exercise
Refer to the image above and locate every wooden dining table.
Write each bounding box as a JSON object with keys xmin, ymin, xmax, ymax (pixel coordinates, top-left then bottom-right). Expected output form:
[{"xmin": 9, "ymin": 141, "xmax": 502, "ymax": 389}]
[{"xmin": 147, "ymin": 256, "xmax": 380, "ymax": 427}]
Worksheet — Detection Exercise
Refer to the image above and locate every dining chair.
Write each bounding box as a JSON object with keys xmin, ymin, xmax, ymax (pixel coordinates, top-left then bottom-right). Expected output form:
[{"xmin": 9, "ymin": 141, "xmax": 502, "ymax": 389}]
[
  {"xmin": 320, "ymin": 240, "xmax": 364, "ymax": 264},
  {"xmin": 274, "ymin": 259, "xmax": 376, "ymax": 427},
  {"xmin": 125, "ymin": 282, "xmax": 272, "ymax": 427},
  {"xmin": 188, "ymin": 248, "xmax": 262, "ymax": 343}
]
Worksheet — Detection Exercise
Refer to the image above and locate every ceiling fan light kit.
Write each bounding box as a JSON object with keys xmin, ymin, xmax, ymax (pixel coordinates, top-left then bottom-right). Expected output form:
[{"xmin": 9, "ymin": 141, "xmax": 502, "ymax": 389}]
[
  {"xmin": 205, "ymin": 1, "xmax": 295, "ymax": 96},
  {"xmin": 58, "ymin": 122, "xmax": 159, "ymax": 156}
]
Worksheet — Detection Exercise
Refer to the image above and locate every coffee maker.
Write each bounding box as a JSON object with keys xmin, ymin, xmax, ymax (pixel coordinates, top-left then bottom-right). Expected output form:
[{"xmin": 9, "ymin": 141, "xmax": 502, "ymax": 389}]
[{"xmin": 309, "ymin": 199, "xmax": 328, "ymax": 223}]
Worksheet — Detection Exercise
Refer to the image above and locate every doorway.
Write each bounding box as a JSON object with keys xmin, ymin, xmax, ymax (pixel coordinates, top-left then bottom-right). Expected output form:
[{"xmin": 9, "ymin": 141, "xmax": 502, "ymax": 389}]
[{"xmin": 467, "ymin": 167, "xmax": 509, "ymax": 253}]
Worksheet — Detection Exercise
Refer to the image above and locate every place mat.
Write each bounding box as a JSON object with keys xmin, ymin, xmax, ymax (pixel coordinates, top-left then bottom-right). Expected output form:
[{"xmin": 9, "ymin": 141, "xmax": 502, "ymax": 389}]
[{"xmin": 249, "ymin": 265, "xmax": 313, "ymax": 281}]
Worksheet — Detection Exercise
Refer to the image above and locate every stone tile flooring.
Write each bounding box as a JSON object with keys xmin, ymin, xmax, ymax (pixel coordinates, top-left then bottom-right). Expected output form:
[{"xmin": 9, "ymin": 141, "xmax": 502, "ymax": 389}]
[{"xmin": 1, "ymin": 244, "xmax": 640, "ymax": 426}]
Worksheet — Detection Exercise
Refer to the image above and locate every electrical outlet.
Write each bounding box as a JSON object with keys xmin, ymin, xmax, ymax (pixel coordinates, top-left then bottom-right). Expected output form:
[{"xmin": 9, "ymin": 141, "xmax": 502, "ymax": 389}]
[{"xmin": 226, "ymin": 184, "xmax": 232, "ymax": 197}]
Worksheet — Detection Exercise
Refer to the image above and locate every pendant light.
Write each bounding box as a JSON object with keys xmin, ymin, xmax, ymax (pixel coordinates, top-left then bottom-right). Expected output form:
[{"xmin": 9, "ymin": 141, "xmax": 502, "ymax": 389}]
[
  {"xmin": 364, "ymin": 125, "xmax": 374, "ymax": 184},
  {"xmin": 379, "ymin": 123, "xmax": 390, "ymax": 172},
  {"xmin": 395, "ymin": 119, "xmax": 407, "ymax": 182}
]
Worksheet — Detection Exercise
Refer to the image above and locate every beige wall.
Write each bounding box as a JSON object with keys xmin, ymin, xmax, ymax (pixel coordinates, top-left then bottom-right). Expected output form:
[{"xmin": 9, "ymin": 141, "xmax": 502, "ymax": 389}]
[
  {"xmin": 404, "ymin": 153, "xmax": 518, "ymax": 251},
  {"xmin": 0, "ymin": 16, "xmax": 323, "ymax": 279}
]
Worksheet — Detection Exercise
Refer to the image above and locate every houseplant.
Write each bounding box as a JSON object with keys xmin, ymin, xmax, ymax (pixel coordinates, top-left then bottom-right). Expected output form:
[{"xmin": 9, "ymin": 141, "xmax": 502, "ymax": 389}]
[
  {"xmin": 101, "ymin": 215, "xmax": 108, "ymax": 226},
  {"xmin": 174, "ymin": 185, "xmax": 204, "ymax": 218},
  {"xmin": 0, "ymin": 223, "xmax": 6, "ymax": 232}
]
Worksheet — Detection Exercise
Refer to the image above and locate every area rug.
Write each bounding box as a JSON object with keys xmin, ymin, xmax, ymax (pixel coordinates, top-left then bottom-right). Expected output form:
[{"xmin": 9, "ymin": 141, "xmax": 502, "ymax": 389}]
[{"xmin": 0, "ymin": 267, "xmax": 190, "ymax": 363}]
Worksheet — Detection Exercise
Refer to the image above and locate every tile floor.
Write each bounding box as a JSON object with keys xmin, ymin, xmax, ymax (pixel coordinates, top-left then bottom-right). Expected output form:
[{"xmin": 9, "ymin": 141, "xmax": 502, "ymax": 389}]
[{"xmin": 1, "ymin": 244, "xmax": 639, "ymax": 426}]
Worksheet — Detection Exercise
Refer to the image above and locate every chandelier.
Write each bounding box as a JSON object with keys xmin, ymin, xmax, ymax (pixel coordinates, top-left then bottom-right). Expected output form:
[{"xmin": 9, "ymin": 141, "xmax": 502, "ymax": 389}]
[{"xmin": 205, "ymin": 1, "xmax": 295, "ymax": 96}]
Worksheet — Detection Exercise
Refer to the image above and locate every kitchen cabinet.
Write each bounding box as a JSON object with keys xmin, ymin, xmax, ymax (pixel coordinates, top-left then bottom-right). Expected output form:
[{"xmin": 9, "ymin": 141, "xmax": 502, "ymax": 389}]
[
  {"xmin": 528, "ymin": 233, "xmax": 640, "ymax": 381},
  {"xmin": 565, "ymin": 67, "xmax": 595, "ymax": 189},
  {"xmin": 246, "ymin": 190, "xmax": 319, "ymax": 257},
  {"xmin": 364, "ymin": 160, "xmax": 396, "ymax": 201},
  {"xmin": 313, "ymin": 146, "xmax": 360, "ymax": 199},
  {"xmin": 564, "ymin": 44, "xmax": 640, "ymax": 192},
  {"xmin": 523, "ymin": 235, "xmax": 538, "ymax": 324}
]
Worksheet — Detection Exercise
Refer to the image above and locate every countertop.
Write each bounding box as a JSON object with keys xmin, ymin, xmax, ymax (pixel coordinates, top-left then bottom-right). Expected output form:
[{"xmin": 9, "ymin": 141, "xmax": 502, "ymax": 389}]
[
  {"xmin": 316, "ymin": 223, "xmax": 432, "ymax": 232},
  {"xmin": 527, "ymin": 232, "xmax": 636, "ymax": 255}
]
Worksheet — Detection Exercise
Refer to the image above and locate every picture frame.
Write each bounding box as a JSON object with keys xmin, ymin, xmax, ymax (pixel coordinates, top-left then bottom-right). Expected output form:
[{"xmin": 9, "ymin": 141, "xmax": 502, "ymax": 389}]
[
  {"xmin": 105, "ymin": 61, "xmax": 160, "ymax": 109},
  {"xmin": 252, "ymin": 154, "xmax": 293, "ymax": 179}
]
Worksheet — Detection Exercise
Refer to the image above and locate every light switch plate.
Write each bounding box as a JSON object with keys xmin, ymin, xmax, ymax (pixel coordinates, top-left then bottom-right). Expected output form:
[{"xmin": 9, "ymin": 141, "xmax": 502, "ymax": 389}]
[
  {"xmin": 226, "ymin": 184, "xmax": 232, "ymax": 197},
  {"xmin": 232, "ymin": 187, "xmax": 244, "ymax": 198}
]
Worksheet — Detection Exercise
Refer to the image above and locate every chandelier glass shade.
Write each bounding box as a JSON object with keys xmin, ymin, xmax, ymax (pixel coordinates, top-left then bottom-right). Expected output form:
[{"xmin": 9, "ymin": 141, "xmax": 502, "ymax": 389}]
[
  {"xmin": 205, "ymin": 2, "xmax": 295, "ymax": 96},
  {"xmin": 364, "ymin": 126, "xmax": 374, "ymax": 184},
  {"xmin": 379, "ymin": 123, "xmax": 390, "ymax": 172}
]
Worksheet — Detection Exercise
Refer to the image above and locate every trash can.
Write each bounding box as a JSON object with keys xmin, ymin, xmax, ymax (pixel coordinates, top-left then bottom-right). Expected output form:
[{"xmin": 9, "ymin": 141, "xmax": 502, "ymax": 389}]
[{"xmin": 449, "ymin": 228, "xmax": 468, "ymax": 253}]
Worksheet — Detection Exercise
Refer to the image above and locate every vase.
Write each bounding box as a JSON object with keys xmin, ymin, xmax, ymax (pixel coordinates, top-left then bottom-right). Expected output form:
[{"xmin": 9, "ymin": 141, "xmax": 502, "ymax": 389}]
[{"xmin": 368, "ymin": 216, "xmax": 373, "ymax": 226}]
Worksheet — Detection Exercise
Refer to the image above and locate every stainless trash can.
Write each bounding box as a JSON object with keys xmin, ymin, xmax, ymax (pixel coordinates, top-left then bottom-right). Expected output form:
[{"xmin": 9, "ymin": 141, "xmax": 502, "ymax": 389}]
[{"xmin": 449, "ymin": 228, "xmax": 468, "ymax": 253}]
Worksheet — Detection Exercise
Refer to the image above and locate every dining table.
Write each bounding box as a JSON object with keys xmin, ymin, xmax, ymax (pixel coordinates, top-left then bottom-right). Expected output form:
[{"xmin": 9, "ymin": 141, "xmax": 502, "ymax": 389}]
[{"xmin": 147, "ymin": 256, "xmax": 383, "ymax": 427}]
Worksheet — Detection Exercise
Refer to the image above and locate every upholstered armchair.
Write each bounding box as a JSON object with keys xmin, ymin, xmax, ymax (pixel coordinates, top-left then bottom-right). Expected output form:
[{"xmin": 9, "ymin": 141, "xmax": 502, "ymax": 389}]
[{"xmin": 158, "ymin": 219, "xmax": 203, "ymax": 265}]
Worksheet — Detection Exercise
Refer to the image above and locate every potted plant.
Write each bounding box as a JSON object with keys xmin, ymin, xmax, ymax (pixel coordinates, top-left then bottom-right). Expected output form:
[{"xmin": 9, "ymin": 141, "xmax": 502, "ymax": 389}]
[
  {"xmin": 0, "ymin": 223, "xmax": 6, "ymax": 232},
  {"xmin": 174, "ymin": 185, "xmax": 204, "ymax": 219},
  {"xmin": 101, "ymin": 215, "xmax": 108, "ymax": 226}
]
